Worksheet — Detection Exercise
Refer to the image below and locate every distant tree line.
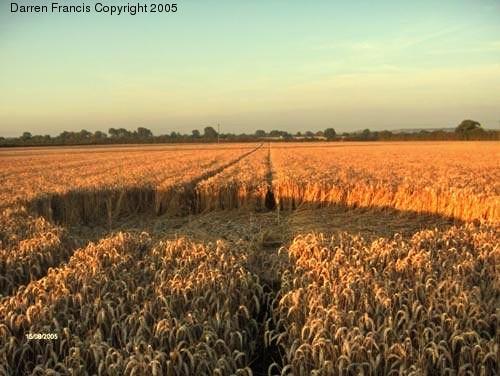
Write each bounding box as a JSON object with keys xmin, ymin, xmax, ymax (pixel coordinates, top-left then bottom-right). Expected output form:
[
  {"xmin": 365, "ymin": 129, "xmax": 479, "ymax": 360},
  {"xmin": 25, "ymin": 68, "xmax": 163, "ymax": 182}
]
[
  {"xmin": 338, "ymin": 120, "xmax": 498, "ymax": 142},
  {"xmin": 0, "ymin": 120, "xmax": 498, "ymax": 147}
]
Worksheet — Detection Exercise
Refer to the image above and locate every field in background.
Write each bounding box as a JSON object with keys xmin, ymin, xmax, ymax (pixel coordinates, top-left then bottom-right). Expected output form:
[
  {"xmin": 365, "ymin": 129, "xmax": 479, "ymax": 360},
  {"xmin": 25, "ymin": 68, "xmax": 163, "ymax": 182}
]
[{"xmin": 0, "ymin": 142, "xmax": 498, "ymax": 375}]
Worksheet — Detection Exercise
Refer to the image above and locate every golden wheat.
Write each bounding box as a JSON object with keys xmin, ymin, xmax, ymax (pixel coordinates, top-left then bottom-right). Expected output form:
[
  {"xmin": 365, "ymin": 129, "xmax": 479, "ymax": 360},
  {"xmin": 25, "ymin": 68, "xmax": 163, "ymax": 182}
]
[
  {"xmin": 195, "ymin": 147, "xmax": 269, "ymax": 212},
  {"xmin": 0, "ymin": 232, "xmax": 262, "ymax": 374},
  {"xmin": 271, "ymin": 142, "xmax": 499, "ymax": 222},
  {"xmin": 0, "ymin": 141, "xmax": 498, "ymax": 375},
  {"xmin": 268, "ymin": 225, "xmax": 499, "ymax": 375}
]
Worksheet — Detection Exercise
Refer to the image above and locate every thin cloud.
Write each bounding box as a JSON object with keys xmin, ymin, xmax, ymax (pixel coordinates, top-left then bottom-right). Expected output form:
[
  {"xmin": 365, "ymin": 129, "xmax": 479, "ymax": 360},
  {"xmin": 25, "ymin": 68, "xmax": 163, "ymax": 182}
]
[
  {"xmin": 313, "ymin": 25, "xmax": 467, "ymax": 52},
  {"xmin": 424, "ymin": 42, "xmax": 500, "ymax": 55},
  {"xmin": 396, "ymin": 26, "xmax": 465, "ymax": 49}
]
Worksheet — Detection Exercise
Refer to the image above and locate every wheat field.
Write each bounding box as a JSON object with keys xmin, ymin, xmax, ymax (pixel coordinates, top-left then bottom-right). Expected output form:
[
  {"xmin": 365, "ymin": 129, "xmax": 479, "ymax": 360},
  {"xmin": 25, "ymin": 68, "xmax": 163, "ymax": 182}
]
[{"xmin": 0, "ymin": 142, "xmax": 498, "ymax": 375}]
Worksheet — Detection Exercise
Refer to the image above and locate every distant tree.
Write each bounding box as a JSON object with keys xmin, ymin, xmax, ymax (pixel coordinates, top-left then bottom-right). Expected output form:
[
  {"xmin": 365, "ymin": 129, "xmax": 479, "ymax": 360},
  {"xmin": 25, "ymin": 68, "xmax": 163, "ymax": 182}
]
[
  {"xmin": 361, "ymin": 129, "xmax": 372, "ymax": 140},
  {"xmin": 296, "ymin": 131, "xmax": 302, "ymax": 137},
  {"xmin": 305, "ymin": 131, "xmax": 314, "ymax": 137},
  {"xmin": 315, "ymin": 130, "xmax": 324, "ymax": 137},
  {"xmin": 204, "ymin": 126, "xmax": 218, "ymax": 139},
  {"xmin": 78, "ymin": 129, "xmax": 92, "ymax": 140},
  {"xmin": 379, "ymin": 130, "xmax": 393, "ymax": 140},
  {"xmin": 456, "ymin": 119, "xmax": 481, "ymax": 133},
  {"xmin": 24, "ymin": 134, "xmax": 51, "ymax": 145},
  {"xmin": 137, "ymin": 127, "xmax": 153, "ymax": 138},
  {"xmin": 93, "ymin": 131, "xmax": 108, "ymax": 140},
  {"xmin": 255, "ymin": 129, "xmax": 266, "ymax": 137},
  {"xmin": 108, "ymin": 128, "xmax": 119, "ymax": 138},
  {"xmin": 324, "ymin": 128, "xmax": 336, "ymax": 140},
  {"xmin": 170, "ymin": 131, "xmax": 179, "ymax": 138},
  {"xmin": 269, "ymin": 130, "xmax": 282, "ymax": 137},
  {"xmin": 107, "ymin": 127, "xmax": 132, "ymax": 139},
  {"xmin": 21, "ymin": 132, "xmax": 32, "ymax": 140},
  {"xmin": 58, "ymin": 131, "xmax": 70, "ymax": 140},
  {"xmin": 116, "ymin": 128, "xmax": 131, "ymax": 138},
  {"xmin": 455, "ymin": 119, "xmax": 482, "ymax": 140},
  {"xmin": 191, "ymin": 129, "xmax": 201, "ymax": 138}
]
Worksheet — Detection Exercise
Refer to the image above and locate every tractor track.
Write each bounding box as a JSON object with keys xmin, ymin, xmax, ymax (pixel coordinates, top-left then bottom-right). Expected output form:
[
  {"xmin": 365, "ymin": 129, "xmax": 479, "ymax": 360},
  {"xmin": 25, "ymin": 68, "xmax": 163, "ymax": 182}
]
[
  {"xmin": 1, "ymin": 144, "xmax": 264, "ymax": 298},
  {"xmin": 27, "ymin": 143, "xmax": 264, "ymax": 225}
]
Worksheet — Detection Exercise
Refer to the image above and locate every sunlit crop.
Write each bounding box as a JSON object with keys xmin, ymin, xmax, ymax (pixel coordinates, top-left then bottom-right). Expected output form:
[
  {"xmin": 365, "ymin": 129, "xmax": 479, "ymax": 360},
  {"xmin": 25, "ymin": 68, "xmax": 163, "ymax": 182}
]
[{"xmin": 0, "ymin": 141, "xmax": 497, "ymax": 374}]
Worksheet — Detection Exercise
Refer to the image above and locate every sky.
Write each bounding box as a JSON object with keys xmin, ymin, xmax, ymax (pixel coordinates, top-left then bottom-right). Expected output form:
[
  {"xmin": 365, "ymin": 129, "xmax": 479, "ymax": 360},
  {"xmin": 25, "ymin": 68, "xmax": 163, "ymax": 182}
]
[{"xmin": 1, "ymin": 0, "xmax": 500, "ymax": 137}]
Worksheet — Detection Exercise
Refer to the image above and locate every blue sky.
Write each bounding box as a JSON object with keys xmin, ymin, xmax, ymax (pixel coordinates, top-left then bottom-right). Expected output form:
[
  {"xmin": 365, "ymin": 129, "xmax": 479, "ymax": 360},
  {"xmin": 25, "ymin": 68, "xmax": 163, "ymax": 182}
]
[{"xmin": 1, "ymin": 0, "xmax": 499, "ymax": 136}]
